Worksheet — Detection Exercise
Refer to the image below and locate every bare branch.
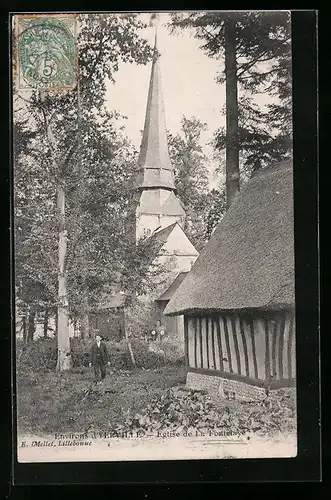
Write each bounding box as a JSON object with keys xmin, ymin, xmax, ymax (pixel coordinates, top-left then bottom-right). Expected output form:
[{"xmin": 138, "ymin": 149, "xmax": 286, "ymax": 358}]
[{"xmin": 237, "ymin": 49, "xmax": 270, "ymax": 77}]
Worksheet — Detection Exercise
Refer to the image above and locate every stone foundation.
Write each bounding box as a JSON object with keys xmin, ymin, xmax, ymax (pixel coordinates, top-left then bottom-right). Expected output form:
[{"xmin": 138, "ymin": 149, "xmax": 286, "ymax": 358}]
[
  {"xmin": 186, "ymin": 371, "xmax": 221, "ymax": 394},
  {"xmin": 186, "ymin": 371, "xmax": 267, "ymax": 402},
  {"xmin": 219, "ymin": 377, "xmax": 266, "ymax": 402}
]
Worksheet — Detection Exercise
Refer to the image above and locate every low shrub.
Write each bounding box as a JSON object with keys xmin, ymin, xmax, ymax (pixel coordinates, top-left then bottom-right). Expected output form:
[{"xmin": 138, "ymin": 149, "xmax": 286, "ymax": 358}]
[
  {"xmin": 70, "ymin": 338, "xmax": 160, "ymax": 370},
  {"xmin": 108, "ymin": 338, "xmax": 167, "ymax": 370},
  {"xmin": 16, "ymin": 336, "xmax": 184, "ymax": 372},
  {"xmin": 70, "ymin": 339, "xmax": 92, "ymax": 368},
  {"xmin": 17, "ymin": 338, "xmax": 57, "ymax": 371},
  {"xmin": 160, "ymin": 336, "xmax": 184, "ymax": 361}
]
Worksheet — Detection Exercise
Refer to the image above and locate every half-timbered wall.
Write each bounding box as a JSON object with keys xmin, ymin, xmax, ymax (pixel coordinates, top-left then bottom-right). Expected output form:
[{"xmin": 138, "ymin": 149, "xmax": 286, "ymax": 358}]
[{"xmin": 185, "ymin": 312, "xmax": 296, "ymax": 385}]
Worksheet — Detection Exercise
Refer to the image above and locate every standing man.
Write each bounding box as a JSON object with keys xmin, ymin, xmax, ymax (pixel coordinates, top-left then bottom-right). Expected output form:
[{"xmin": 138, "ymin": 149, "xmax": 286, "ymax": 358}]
[{"xmin": 89, "ymin": 334, "xmax": 110, "ymax": 382}]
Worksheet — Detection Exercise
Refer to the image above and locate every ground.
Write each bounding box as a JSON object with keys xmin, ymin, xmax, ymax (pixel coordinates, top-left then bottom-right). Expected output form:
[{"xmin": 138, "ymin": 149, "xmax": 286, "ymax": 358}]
[
  {"xmin": 17, "ymin": 361, "xmax": 296, "ymax": 441},
  {"xmin": 17, "ymin": 364, "xmax": 187, "ymax": 434},
  {"xmin": 17, "ymin": 362, "xmax": 298, "ymax": 462}
]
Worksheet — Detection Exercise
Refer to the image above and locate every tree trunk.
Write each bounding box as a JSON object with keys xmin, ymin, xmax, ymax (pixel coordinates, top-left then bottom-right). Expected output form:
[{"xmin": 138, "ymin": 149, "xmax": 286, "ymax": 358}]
[
  {"xmin": 43, "ymin": 308, "xmax": 49, "ymax": 338},
  {"xmin": 73, "ymin": 319, "xmax": 78, "ymax": 338},
  {"xmin": 80, "ymin": 294, "xmax": 90, "ymax": 339},
  {"xmin": 127, "ymin": 334, "xmax": 136, "ymax": 368},
  {"xmin": 80, "ymin": 314, "xmax": 90, "ymax": 339},
  {"xmin": 224, "ymin": 18, "xmax": 240, "ymax": 210},
  {"xmin": 40, "ymin": 91, "xmax": 72, "ymax": 371},
  {"xmin": 56, "ymin": 185, "xmax": 72, "ymax": 372},
  {"xmin": 55, "ymin": 308, "xmax": 58, "ymax": 338},
  {"xmin": 124, "ymin": 312, "xmax": 136, "ymax": 368},
  {"xmin": 27, "ymin": 306, "xmax": 36, "ymax": 343},
  {"xmin": 22, "ymin": 313, "xmax": 27, "ymax": 344}
]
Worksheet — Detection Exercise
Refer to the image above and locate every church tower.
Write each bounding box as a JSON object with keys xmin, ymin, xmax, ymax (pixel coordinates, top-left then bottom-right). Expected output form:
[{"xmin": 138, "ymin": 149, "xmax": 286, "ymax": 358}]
[{"xmin": 135, "ymin": 21, "xmax": 185, "ymax": 241}]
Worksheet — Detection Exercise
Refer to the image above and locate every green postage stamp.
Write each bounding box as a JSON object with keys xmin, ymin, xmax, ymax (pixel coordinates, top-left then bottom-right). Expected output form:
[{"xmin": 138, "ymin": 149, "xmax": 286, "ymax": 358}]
[{"xmin": 15, "ymin": 15, "xmax": 77, "ymax": 90}]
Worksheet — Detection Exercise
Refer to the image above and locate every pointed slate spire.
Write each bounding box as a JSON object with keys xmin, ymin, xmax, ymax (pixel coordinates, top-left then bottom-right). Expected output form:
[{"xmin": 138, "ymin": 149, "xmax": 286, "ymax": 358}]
[{"xmin": 135, "ymin": 18, "xmax": 176, "ymax": 191}]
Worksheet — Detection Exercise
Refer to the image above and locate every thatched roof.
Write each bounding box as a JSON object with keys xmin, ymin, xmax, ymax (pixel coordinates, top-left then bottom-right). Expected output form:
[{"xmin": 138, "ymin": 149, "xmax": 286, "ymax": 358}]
[{"xmin": 164, "ymin": 160, "xmax": 295, "ymax": 316}]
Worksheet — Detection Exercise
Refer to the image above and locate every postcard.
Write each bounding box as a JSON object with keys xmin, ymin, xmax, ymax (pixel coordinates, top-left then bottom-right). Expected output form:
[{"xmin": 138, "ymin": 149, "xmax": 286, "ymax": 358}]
[{"xmin": 12, "ymin": 11, "xmax": 297, "ymax": 463}]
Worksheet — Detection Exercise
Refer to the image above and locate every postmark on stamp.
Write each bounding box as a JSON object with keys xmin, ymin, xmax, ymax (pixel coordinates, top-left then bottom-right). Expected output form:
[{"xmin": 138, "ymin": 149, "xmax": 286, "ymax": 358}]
[{"xmin": 15, "ymin": 15, "xmax": 77, "ymax": 91}]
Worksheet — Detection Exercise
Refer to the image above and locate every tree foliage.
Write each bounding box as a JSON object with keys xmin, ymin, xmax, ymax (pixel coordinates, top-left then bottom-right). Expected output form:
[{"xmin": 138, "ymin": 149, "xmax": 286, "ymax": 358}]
[
  {"xmin": 168, "ymin": 116, "xmax": 226, "ymax": 248},
  {"xmin": 13, "ymin": 14, "xmax": 158, "ymax": 334},
  {"xmin": 169, "ymin": 11, "xmax": 292, "ymax": 179},
  {"xmin": 204, "ymin": 188, "xmax": 227, "ymax": 240},
  {"xmin": 168, "ymin": 116, "xmax": 210, "ymax": 250}
]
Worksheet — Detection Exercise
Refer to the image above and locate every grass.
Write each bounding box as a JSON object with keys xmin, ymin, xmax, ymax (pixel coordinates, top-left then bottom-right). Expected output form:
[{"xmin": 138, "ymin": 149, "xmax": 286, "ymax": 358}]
[
  {"xmin": 16, "ymin": 340, "xmax": 296, "ymax": 439},
  {"xmin": 16, "ymin": 363, "xmax": 187, "ymax": 435}
]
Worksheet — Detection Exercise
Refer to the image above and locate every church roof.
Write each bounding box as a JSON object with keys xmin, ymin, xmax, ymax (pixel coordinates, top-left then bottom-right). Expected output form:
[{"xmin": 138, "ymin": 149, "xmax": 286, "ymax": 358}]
[
  {"xmin": 165, "ymin": 160, "xmax": 295, "ymax": 316},
  {"xmin": 137, "ymin": 190, "xmax": 185, "ymax": 217},
  {"xmin": 152, "ymin": 222, "xmax": 199, "ymax": 258},
  {"xmin": 135, "ymin": 29, "xmax": 176, "ymax": 191},
  {"xmin": 155, "ymin": 272, "xmax": 189, "ymax": 301},
  {"xmin": 135, "ymin": 168, "xmax": 176, "ymax": 190},
  {"xmin": 162, "ymin": 191, "xmax": 186, "ymax": 215},
  {"xmin": 153, "ymin": 222, "xmax": 178, "ymax": 244}
]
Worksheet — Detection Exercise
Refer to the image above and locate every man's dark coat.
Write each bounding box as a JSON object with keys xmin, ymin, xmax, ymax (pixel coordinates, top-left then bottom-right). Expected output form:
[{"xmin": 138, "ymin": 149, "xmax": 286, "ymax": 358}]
[{"xmin": 90, "ymin": 341, "xmax": 109, "ymax": 366}]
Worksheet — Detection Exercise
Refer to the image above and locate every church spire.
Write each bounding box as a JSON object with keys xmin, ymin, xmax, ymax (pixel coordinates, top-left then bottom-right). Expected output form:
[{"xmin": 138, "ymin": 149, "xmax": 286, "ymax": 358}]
[
  {"xmin": 153, "ymin": 13, "xmax": 159, "ymax": 52},
  {"xmin": 135, "ymin": 15, "xmax": 176, "ymax": 191},
  {"xmin": 134, "ymin": 15, "xmax": 186, "ymax": 240}
]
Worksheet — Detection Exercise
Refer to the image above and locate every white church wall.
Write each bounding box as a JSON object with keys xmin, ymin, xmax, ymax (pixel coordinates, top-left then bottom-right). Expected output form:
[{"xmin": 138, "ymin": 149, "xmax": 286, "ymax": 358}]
[
  {"xmin": 161, "ymin": 223, "xmax": 199, "ymax": 257},
  {"xmin": 151, "ymin": 224, "xmax": 199, "ymax": 281},
  {"xmin": 160, "ymin": 215, "xmax": 185, "ymax": 229},
  {"xmin": 136, "ymin": 214, "xmax": 160, "ymax": 239},
  {"xmin": 136, "ymin": 215, "xmax": 187, "ymax": 239},
  {"xmin": 156, "ymin": 254, "xmax": 196, "ymax": 273}
]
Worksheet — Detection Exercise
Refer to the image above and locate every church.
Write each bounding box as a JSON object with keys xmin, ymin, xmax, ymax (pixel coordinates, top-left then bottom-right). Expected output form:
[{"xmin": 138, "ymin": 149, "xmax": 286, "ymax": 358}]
[
  {"xmin": 89, "ymin": 25, "xmax": 199, "ymax": 341},
  {"xmin": 133, "ymin": 24, "xmax": 199, "ymax": 336}
]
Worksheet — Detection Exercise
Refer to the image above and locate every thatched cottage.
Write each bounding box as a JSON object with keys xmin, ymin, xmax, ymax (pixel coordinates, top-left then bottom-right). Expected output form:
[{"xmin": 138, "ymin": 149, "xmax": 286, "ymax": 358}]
[{"xmin": 164, "ymin": 160, "xmax": 296, "ymax": 400}]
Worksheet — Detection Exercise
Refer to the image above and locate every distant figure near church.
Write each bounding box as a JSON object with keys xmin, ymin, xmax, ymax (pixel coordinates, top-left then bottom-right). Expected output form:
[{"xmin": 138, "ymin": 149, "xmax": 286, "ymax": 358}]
[
  {"xmin": 156, "ymin": 320, "xmax": 166, "ymax": 341},
  {"xmin": 89, "ymin": 334, "xmax": 110, "ymax": 381}
]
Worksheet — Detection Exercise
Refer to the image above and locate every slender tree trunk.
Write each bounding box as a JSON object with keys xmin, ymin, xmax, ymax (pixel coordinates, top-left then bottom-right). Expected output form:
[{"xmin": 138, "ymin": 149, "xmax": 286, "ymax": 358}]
[
  {"xmin": 73, "ymin": 319, "xmax": 78, "ymax": 338},
  {"xmin": 80, "ymin": 314, "xmax": 90, "ymax": 339},
  {"xmin": 22, "ymin": 313, "xmax": 27, "ymax": 345},
  {"xmin": 56, "ymin": 185, "xmax": 72, "ymax": 371},
  {"xmin": 124, "ymin": 312, "xmax": 136, "ymax": 367},
  {"xmin": 224, "ymin": 18, "xmax": 240, "ymax": 210},
  {"xmin": 40, "ymin": 90, "xmax": 72, "ymax": 371},
  {"xmin": 27, "ymin": 306, "xmax": 36, "ymax": 343},
  {"xmin": 127, "ymin": 334, "xmax": 136, "ymax": 368},
  {"xmin": 80, "ymin": 294, "xmax": 90, "ymax": 339},
  {"xmin": 43, "ymin": 308, "xmax": 49, "ymax": 338},
  {"xmin": 55, "ymin": 308, "xmax": 58, "ymax": 338}
]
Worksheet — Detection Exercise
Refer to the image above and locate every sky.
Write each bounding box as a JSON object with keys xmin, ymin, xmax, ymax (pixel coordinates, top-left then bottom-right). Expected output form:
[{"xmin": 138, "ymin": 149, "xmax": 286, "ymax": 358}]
[
  {"xmin": 105, "ymin": 13, "xmax": 224, "ymax": 185},
  {"xmin": 13, "ymin": 13, "xmax": 283, "ymax": 188}
]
